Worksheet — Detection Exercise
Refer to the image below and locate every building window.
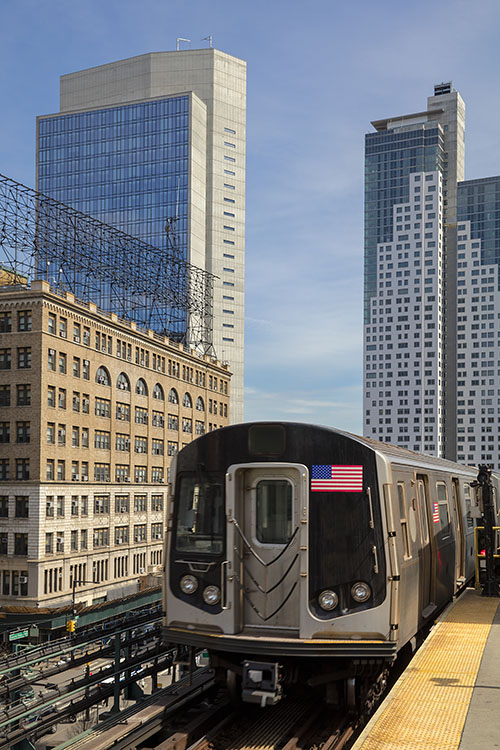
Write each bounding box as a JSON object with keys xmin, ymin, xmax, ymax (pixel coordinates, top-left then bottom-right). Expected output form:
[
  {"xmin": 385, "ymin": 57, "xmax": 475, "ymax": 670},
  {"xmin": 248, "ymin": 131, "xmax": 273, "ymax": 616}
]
[
  {"xmin": 134, "ymin": 466, "xmax": 147, "ymax": 483},
  {"xmin": 0, "ymin": 497, "xmax": 8, "ymax": 517},
  {"xmin": 151, "ymin": 494, "xmax": 163, "ymax": 512},
  {"xmin": 93, "ymin": 528, "xmax": 109, "ymax": 548},
  {"xmin": 58, "ymin": 388, "xmax": 66, "ymax": 409},
  {"xmin": 0, "ymin": 422, "xmax": 9, "ymax": 444},
  {"xmin": 152, "ymin": 439, "xmax": 164, "ymax": 456},
  {"xmin": 45, "ymin": 533, "xmax": 53, "ymax": 555},
  {"xmin": 0, "ymin": 312, "xmax": 12, "ymax": 332},
  {"xmin": 58, "ymin": 424, "xmax": 66, "ymax": 446},
  {"xmin": 71, "ymin": 530, "xmax": 78, "ymax": 551},
  {"xmin": 59, "ymin": 318, "xmax": 67, "ymax": 338},
  {"xmin": 72, "ymin": 427, "xmax": 79, "ymax": 447},
  {"xmin": 16, "ymin": 459, "xmax": 29, "ymax": 480},
  {"xmin": 151, "ymin": 523, "xmax": 163, "ymax": 541},
  {"xmin": 196, "ymin": 397, "xmax": 205, "ymax": 411},
  {"xmin": 82, "ymin": 428, "xmax": 89, "ymax": 448},
  {"xmin": 56, "ymin": 532, "xmax": 64, "ymax": 553},
  {"xmin": 115, "ymin": 464, "xmax": 130, "ymax": 482},
  {"xmin": 94, "ymin": 495, "xmax": 110, "ymax": 514},
  {"xmin": 94, "ymin": 463, "xmax": 110, "ymax": 482},
  {"xmin": 17, "ymin": 347, "xmax": 31, "ymax": 369},
  {"xmin": 95, "ymin": 398, "xmax": 111, "ymax": 417},
  {"xmin": 168, "ymin": 388, "xmax": 178, "ymax": 404},
  {"xmin": 16, "ymin": 421, "xmax": 30, "ymax": 444},
  {"xmin": 134, "ymin": 436, "xmax": 147, "ymax": 454},
  {"xmin": 82, "ymin": 394, "xmax": 90, "ymax": 413},
  {"xmin": 117, "ymin": 403, "xmax": 130, "ymax": 421},
  {"xmin": 80, "ymin": 496, "xmax": 88, "ymax": 515},
  {"xmin": 167, "ymin": 441, "xmax": 178, "ymax": 456},
  {"xmin": 73, "ymin": 357, "xmax": 80, "ymax": 377},
  {"xmin": 95, "ymin": 430, "xmax": 111, "ymax": 449},
  {"xmin": 168, "ymin": 414, "xmax": 179, "ymax": 431},
  {"xmin": 152, "ymin": 411, "xmax": 164, "ymax": 428},
  {"xmin": 195, "ymin": 421, "xmax": 205, "ymax": 435},
  {"xmin": 56, "ymin": 496, "xmax": 65, "ymax": 517},
  {"xmin": 57, "ymin": 461, "xmax": 65, "ymax": 481},
  {"xmin": 135, "ymin": 407, "xmax": 148, "ymax": 425},
  {"xmin": 46, "ymin": 460, "xmax": 54, "ymax": 481},
  {"xmin": 71, "ymin": 496, "xmax": 79, "ymax": 516},
  {"xmin": 183, "ymin": 393, "xmax": 192, "ymax": 408},
  {"xmin": 0, "ymin": 349, "xmax": 11, "ymax": 370},
  {"xmin": 153, "ymin": 384, "xmax": 164, "ymax": 400},
  {"xmin": 134, "ymin": 524, "xmax": 146, "ymax": 543},
  {"xmin": 117, "ymin": 373, "xmax": 130, "ymax": 391},
  {"xmin": 17, "ymin": 384, "xmax": 31, "ymax": 407},
  {"xmin": 58, "ymin": 353, "xmax": 66, "ymax": 374},
  {"xmin": 48, "ymin": 349, "xmax": 56, "ymax": 370},
  {"xmin": 71, "ymin": 462, "xmax": 79, "ymax": 480},
  {"xmin": 14, "ymin": 533, "xmax": 28, "ymax": 556},
  {"xmin": 151, "ymin": 467, "xmax": 164, "ymax": 483},
  {"xmin": 81, "ymin": 529, "xmax": 88, "ymax": 549},
  {"xmin": 116, "ymin": 433, "xmax": 130, "ymax": 451},
  {"xmin": 48, "ymin": 313, "xmax": 56, "ymax": 334},
  {"xmin": 0, "ymin": 385, "xmax": 10, "ymax": 406},
  {"xmin": 182, "ymin": 417, "xmax": 192, "ymax": 433},
  {"xmin": 136, "ymin": 378, "xmax": 148, "ymax": 396},
  {"xmin": 15, "ymin": 497, "xmax": 29, "ymax": 518},
  {"xmin": 115, "ymin": 526, "xmax": 129, "ymax": 545},
  {"xmin": 115, "ymin": 495, "xmax": 129, "ymax": 513},
  {"xmin": 16, "ymin": 309, "xmax": 31, "ymax": 332},
  {"xmin": 96, "ymin": 366, "xmax": 110, "ymax": 386}
]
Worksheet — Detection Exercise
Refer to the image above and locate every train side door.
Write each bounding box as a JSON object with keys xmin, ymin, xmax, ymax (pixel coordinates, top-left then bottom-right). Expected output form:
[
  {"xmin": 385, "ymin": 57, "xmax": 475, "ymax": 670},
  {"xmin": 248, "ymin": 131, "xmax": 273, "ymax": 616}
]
[
  {"xmin": 415, "ymin": 474, "xmax": 434, "ymax": 617},
  {"xmin": 451, "ymin": 478, "xmax": 465, "ymax": 586},
  {"xmin": 227, "ymin": 464, "xmax": 306, "ymax": 635}
]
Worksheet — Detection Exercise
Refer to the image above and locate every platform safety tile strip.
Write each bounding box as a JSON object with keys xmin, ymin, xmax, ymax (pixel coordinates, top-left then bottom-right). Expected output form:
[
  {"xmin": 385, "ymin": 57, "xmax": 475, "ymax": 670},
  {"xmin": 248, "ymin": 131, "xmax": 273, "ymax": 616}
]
[{"xmin": 352, "ymin": 591, "xmax": 500, "ymax": 750}]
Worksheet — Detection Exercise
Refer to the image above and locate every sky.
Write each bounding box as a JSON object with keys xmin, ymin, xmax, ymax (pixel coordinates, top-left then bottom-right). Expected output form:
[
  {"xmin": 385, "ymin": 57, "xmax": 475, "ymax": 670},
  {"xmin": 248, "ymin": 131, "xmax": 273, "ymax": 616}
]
[{"xmin": 2, "ymin": 0, "xmax": 500, "ymax": 433}]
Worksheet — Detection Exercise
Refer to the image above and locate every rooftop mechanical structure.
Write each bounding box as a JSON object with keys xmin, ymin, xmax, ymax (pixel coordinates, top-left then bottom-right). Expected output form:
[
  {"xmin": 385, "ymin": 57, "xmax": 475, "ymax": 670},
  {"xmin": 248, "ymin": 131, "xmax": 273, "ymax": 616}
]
[{"xmin": 0, "ymin": 172, "xmax": 215, "ymax": 354}]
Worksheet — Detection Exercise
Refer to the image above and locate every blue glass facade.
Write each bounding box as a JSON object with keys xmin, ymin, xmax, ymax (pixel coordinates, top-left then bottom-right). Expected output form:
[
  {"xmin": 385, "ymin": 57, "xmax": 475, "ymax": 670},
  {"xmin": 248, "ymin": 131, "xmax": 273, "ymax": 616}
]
[
  {"xmin": 457, "ymin": 176, "xmax": 500, "ymax": 273},
  {"xmin": 364, "ymin": 123, "xmax": 445, "ymax": 322},
  {"xmin": 37, "ymin": 96, "xmax": 190, "ymax": 258}
]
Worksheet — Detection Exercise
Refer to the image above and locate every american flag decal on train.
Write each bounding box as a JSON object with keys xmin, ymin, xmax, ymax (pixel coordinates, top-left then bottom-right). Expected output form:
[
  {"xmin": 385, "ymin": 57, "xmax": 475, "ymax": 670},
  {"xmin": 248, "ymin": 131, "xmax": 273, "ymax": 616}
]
[
  {"xmin": 432, "ymin": 502, "xmax": 440, "ymax": 524},
  {"xmin": 311, "ymin": 465, "xmax": 363, "ymax": 493}
]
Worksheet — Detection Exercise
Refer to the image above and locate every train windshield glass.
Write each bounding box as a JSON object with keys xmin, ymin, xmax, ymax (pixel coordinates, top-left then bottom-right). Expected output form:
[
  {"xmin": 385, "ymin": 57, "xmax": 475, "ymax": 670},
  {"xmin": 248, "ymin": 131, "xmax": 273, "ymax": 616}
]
[{"xmin": 175, "ymin": 475, "xmax": 225, "ymax": 554}]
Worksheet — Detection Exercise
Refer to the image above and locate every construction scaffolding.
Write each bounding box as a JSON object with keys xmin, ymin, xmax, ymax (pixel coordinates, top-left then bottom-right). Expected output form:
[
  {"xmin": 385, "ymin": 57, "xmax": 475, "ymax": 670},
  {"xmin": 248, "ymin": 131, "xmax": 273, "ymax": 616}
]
[{"xmin": 0, "ymin": 172, "xmax": 215, "ymax": 354}]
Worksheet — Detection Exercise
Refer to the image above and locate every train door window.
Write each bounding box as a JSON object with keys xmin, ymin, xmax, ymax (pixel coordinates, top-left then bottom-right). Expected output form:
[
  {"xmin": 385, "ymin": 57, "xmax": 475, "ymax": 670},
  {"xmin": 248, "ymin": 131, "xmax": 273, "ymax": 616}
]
[
  {"xmin": 417, "ymin": 479, "xmax": 429, "ymax": 544},
  {"xmin": 255, "ymin": 480, "xmax": 292, "ymax": 545},
  {"xmin": 436, "ymin": 482, "xmax": 451, "ymax": 539},
  {"xmin": 397, "ymin": 482, "xmax": 411, "ymax": 559},
  {"xmin": 464, "ymin": 483, "xmax": 473, "ymax": 528}
]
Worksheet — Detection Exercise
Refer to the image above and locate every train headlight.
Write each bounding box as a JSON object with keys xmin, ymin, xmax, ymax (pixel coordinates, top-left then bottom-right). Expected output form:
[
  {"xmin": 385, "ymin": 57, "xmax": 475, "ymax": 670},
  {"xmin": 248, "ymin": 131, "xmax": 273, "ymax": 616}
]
[
  {"xmin": 351, "ymin": 581, "xmax": 371, "ymax": 603},
  {"xmin": 318, "ymin": 590, "xmax": 338, "ymax": 611},
  {"xmin": 202, "ymin": 585, "xmax": 221, "ymax": 605},
  {"xmin": 180, "ymin": 575, "xmax": 198, "ymax": 595}
]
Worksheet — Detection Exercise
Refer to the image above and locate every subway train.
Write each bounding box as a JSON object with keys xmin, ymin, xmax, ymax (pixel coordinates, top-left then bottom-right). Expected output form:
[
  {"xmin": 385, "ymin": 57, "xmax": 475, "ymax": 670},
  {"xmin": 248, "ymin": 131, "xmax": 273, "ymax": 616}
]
[{"xmin": 162, "ymin": 422, "xmax": 487, "ymax": 709}]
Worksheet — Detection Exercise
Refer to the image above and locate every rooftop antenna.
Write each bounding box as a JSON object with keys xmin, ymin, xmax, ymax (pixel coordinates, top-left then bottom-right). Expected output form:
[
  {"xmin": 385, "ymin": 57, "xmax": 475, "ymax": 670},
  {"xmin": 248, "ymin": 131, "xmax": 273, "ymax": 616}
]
[
  {"xmin": 201, "ymin": 35, "xmax": 213, "ymax": 48},
  {"xmin": 176, "ymin": 37, "xmax": 191, "ymax": 51}
]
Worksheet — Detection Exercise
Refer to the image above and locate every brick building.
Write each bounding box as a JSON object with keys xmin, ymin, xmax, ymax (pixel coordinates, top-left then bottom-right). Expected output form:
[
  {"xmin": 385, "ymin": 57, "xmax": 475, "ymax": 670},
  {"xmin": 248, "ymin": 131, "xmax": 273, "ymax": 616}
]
[{"xmin": 0, "ymin": 280, "xmax": 230, "ymax": 607}]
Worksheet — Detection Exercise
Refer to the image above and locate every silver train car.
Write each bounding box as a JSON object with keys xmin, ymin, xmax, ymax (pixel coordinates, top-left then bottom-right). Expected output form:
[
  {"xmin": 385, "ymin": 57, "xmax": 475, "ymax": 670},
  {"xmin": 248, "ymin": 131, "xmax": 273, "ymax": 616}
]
[{"xmin": 162, "ymin": 422, "xmax": 487, "ymax": 708}]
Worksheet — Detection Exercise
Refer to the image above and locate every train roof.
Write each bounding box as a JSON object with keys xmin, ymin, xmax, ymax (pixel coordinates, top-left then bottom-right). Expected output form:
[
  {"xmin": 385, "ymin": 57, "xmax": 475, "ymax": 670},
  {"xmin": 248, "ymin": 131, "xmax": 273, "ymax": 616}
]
[{"xmin": 217, "ymin": 421, "xmax": 482, "ymax": 477}]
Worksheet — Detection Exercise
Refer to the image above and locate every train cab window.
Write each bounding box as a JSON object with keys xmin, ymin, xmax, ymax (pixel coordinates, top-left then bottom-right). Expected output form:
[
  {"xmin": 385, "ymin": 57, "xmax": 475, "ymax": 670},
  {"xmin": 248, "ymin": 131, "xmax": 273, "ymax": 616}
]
[
  {"xmin": 174, "ymin": 475, "xmax": 224, "ymax": 555},
  {"xmin": 397, "ymin": 482, "xmax": 411, "ymax": 559},
  {"xmin": 436, "ymin": 482, "xmax": 451, "ymax": 539},
  {"xmin": 256, "ymin": 480, "xmax": 292, "ymax": 545}
]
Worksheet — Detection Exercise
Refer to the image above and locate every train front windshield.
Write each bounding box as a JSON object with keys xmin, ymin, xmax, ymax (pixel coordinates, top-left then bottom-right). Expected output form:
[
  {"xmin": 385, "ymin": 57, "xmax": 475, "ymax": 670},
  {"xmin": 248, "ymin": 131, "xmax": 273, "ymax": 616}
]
[{"xmin": 174, "ymin": 475, "xmax": 225, "ymax": 555}]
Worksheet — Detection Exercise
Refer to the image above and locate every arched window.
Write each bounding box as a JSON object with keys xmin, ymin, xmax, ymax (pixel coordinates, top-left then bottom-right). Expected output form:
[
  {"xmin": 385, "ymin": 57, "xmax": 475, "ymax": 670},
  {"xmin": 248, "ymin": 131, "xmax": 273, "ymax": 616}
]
[
  {"xmin": 196, "ymin": 396, "xmax": 205, "ymax": 412},
  {"xmin": 96, "ymin": 366, "xmax": 110, "ymax": 386},
  {"xmin": 168, "ymin": 388, "xmax": 179, "ymax": 405},
  {"xmin": 153, "ymin": 384, "xmax": 164, "ymax": 400},
  {"xmin": 117, "ymin": 373, "xmax": 130, "ymax": 391},
  {"xmin": 136, "ymin": 378, "xmax": 148, "ymax": 396},
  {"xmin": 183, "ymin": 393, "xmax": 193, "ymax": 408}
]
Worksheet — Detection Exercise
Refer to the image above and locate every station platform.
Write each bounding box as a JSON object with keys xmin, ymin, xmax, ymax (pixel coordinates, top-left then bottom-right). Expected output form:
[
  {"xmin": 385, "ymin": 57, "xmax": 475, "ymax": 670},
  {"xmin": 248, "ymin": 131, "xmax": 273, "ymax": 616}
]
[{"xmin": 352, "ymin": 588, "xmax": 500, "ymax": 750}]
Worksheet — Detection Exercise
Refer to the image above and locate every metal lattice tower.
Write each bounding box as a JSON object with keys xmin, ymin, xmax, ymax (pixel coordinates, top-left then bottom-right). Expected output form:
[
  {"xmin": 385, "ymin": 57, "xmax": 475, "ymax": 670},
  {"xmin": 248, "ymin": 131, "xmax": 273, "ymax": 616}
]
[{"xmin": 0, "ymin": 172, "xmax": 215, "ymax": 354}]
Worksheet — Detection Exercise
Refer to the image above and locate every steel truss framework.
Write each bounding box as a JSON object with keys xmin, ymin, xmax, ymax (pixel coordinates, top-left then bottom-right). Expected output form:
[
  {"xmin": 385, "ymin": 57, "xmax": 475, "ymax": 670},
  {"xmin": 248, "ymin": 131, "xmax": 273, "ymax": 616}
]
[{"xmin": 0, "ymin": 172, "xmax": 215, "ymax": 353}]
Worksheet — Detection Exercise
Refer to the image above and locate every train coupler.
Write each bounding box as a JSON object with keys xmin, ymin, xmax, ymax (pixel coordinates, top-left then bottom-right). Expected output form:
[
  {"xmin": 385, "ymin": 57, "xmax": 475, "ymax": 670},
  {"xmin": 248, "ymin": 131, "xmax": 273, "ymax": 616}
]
[{"xmin": 241, "ymin": 660, "xmax": 282, "ymax": 707}]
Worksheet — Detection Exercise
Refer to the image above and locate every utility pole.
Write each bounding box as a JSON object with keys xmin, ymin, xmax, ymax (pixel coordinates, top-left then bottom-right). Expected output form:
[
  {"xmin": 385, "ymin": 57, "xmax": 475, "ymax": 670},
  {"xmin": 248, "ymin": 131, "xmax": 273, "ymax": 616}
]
[{"xmin": 476, "ymin": 465, "xmax": 499, "ymax": 597}]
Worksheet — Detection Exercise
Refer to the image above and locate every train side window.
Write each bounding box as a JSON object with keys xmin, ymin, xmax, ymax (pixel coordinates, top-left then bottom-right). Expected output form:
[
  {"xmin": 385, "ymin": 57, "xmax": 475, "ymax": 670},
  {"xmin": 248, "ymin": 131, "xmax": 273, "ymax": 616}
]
[
  {"xmin": 417, "ymin": 479, "xmax": 429, "ymax": 544},
  {"xmin": 256, "ymin": 480, "xmax": 292, "ymax": 545},
  {"xmin": 397, "ymin": 482, "xmax": 411, "ymax": 559},
  {"xmin": 464, "ymin": 483, "xmax": 474, "ymax": 528},
  {"xmin": 436, "ymin": 482, "xmax": 451, "ymax": 539}
]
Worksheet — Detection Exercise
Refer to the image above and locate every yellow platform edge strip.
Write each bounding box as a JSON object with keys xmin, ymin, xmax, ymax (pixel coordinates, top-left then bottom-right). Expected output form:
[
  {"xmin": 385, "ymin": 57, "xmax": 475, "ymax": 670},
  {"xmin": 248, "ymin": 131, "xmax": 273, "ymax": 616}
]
[{"xmin": 351, "ymin": 589, "xmax": 500, "ymax": 750}]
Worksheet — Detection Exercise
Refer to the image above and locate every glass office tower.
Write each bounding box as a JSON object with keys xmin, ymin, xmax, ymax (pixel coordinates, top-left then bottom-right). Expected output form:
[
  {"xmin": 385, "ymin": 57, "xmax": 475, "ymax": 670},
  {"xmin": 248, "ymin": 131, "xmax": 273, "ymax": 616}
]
[{"xmin": 37, "ymin": 49, "xmax": 246, "ymax": 423}]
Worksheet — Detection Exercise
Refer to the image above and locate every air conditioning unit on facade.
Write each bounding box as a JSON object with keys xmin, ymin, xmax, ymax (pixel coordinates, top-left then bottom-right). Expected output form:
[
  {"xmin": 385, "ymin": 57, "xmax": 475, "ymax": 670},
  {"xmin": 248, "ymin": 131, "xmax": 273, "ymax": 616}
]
[
  {"xmin": 139, "ymin": 568, "xmax": 145, "ymax": 574},
  {"xmin": 98, "ymin": 377, "xmax": 106, "ymax": 384},
  {"xmin": 19, "ymin": 576, "xmax": 28, "ymax": 584},
  {"xmin": 82, "ymin": 476, "xmax": 88, "ymax": 482},
  {"xmin": 72, "ymin": 475, "xmax": 79, "ymax": 481}
]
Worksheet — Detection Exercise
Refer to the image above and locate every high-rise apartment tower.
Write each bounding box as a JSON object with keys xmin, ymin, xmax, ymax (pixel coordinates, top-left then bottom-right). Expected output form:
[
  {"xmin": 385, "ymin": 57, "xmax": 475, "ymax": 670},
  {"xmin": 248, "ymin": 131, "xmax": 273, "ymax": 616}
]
[
  {"xmin": 37, "ymin": 49, "xmax": 246, "ymax": 423},
  {"xmin": 363, "ymin": 83, "xmax": 465, "ymax": 457}
]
